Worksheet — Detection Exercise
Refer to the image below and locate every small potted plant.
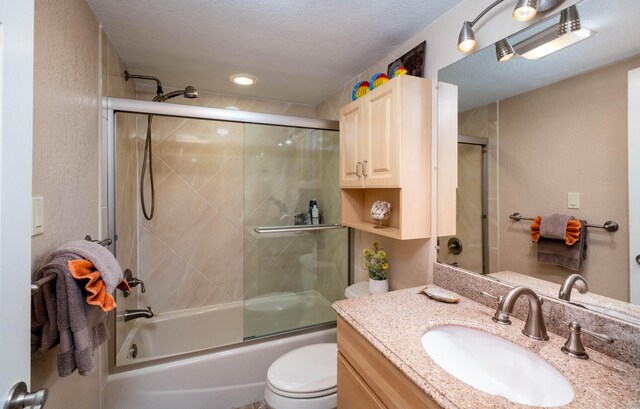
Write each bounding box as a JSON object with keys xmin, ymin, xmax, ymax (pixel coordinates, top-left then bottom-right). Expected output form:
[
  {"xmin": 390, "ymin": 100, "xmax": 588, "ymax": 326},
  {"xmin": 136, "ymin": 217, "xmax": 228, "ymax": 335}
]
[{"xmin": 363, "ymin": 242, "xmax": 390, "ymax": 294}]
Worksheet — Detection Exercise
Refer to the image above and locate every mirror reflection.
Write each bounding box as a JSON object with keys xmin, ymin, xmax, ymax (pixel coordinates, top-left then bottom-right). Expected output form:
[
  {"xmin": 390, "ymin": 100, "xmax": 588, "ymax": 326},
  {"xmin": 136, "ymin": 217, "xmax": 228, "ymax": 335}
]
[{"xmin": 437, "ymin": 0, "xmax": 640, "ymax": 321}]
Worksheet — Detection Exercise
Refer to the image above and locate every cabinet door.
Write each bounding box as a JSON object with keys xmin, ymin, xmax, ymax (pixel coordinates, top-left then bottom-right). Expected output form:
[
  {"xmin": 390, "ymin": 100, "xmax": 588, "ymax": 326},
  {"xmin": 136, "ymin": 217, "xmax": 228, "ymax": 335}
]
[
  {"xmin": 339, "ymin": 100, "xmax": 364, "ymax": 187},
  {"xmin": 338, "ymin": 353, "xmax": 386, "ymax": 409},
  {"xmin": 362, "ymin": 80, "xmax": 399, "ymax": 187}
]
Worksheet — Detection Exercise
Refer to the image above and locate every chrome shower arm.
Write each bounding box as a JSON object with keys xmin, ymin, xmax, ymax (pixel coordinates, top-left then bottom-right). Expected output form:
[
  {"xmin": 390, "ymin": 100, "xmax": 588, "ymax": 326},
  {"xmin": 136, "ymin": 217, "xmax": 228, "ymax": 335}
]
[
  {"xmin": 163, "ymin": 90, "xmax": 186, "ymax": 100},
  {"xmin": 124, "ymin": 70, "xmax": 164, "ymax": 95}
]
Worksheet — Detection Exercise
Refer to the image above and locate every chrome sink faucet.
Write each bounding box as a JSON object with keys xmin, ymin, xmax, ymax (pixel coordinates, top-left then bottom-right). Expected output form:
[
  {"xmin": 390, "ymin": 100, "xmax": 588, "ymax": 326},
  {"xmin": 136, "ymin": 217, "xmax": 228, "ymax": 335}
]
[
  {"xmin": 558, "ymin": 273, "xmax": 589, "ymax": 301},
  {"xmin": 124, "ymin": 306, "xmax": 155, "ymax": 322},
  {"xmin": 492, "ymin": 286, "xmax": 549, "ymax": 341}
]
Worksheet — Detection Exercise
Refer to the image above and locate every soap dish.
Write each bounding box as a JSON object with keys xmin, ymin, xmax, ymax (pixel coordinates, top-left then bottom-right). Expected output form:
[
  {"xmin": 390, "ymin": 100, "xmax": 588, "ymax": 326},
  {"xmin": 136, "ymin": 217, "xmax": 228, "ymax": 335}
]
[{"xmin": 419, "ymin": 286, "xmax": 460, "ymax": 303}]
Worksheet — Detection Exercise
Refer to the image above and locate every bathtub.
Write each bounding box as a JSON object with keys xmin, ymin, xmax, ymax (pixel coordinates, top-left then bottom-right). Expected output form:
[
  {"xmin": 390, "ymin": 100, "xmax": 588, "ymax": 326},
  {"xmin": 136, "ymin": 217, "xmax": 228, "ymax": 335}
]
[{"xmin": 106, "ymin": 291, "xmax": 337, "ymax": 409}]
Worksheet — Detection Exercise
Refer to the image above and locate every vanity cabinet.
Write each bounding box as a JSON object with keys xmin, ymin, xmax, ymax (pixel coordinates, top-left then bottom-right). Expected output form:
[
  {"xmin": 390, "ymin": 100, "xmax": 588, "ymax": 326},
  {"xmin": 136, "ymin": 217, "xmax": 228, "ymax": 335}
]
[
  {"xmin": 337, "ymin": 317, "xmax": 440, "ymax": 409},
  {"xmin": 339, "ymin": 75, "xmax": 431, "ymax": 239}
]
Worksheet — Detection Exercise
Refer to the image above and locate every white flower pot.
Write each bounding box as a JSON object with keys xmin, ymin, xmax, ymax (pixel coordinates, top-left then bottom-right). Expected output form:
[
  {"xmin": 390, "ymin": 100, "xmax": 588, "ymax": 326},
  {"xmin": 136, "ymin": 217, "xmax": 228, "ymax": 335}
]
[{"xmin": 368, "ymin": 278, "xmax": 389, "ymax": 295}]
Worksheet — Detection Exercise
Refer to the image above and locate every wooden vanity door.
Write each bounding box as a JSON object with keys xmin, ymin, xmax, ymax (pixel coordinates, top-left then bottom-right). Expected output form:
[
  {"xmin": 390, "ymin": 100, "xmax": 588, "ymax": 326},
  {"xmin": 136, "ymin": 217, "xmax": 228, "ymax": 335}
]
[
  {"xmin": 339, "ymin": 100, "xmax": 364, "ymax": 188},
  {"xmin": 362, "ymin": 79, "xmax": 399, "ymax": 187},
  {"xmin": 337, "ymin": 353, "xmax": 386, "ymax": 409}
]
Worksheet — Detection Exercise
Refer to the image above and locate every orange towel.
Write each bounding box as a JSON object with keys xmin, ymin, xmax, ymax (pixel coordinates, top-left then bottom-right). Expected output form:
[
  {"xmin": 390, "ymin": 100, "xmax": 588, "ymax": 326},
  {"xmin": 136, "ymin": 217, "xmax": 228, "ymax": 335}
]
[
  {"xmin": 530, "ymin": 216, "xmax": 581, "ymax": 246},
  {"xmin": 68, "ymin": 259, "xmax": 117, "ymax": 312}
]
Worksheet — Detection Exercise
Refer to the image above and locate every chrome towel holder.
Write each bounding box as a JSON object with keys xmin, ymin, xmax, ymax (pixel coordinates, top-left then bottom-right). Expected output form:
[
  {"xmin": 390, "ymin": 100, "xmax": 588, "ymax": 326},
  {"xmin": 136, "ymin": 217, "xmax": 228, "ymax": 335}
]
[
  {"xmin": 30, "ymin": 235, "xmax": 113, "ymax": 295},
  {"xmin": 509, "ymin": 212, "xmax": 619, "ymax": 233}
]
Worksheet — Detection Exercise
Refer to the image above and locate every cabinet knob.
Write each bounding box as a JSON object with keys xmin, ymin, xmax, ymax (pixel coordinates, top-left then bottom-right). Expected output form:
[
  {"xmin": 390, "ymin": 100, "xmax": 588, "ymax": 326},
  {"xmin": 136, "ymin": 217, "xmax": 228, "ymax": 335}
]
[
  {"xmin": 362, "ymin": 160, "xmax": 368, "ymax": 177},
  {"xmin": 355, "ymin": 162, "xmax": 362, "ymax": 177}
]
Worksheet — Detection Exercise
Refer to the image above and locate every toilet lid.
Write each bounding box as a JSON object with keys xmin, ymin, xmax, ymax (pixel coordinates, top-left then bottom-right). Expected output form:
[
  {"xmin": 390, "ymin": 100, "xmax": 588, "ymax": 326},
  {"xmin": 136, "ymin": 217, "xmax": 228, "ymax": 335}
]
[
  {"xmin": 267, "ymin": 343, "xmax": 337, "ymax": 396},
  {"xmin": 345, "ymin": 282, "xmax": 370, "ymax": 299}
]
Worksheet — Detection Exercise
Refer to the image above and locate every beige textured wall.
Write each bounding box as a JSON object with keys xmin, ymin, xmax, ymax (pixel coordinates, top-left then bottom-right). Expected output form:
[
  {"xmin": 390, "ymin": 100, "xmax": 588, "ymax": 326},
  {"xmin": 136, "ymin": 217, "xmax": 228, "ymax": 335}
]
[
  {"xmin": 30, "ymin": 0, "xmax": 101, "ymax": 408},
  {"xmin": 137, "ymin": 85, "xmax": 317, "ymax": 118},
  {"xmin": 498, "ymin": 56, "xmax": 640, "ymax": 301}
]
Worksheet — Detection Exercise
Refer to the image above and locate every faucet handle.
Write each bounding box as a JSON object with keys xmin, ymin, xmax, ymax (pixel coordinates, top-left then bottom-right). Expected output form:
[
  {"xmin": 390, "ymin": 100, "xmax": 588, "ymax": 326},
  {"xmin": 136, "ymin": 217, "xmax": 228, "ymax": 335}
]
[
  {"xmin": 562, "ymin": 320, "xmax": 614, "ymax": 359},
  {"xmin": 480, "ymin": 291, "xmax": 503, "ymax": 303},
  {"xmin": 129, "ymin": 277, "xmax": 146, "ymax": 293}
]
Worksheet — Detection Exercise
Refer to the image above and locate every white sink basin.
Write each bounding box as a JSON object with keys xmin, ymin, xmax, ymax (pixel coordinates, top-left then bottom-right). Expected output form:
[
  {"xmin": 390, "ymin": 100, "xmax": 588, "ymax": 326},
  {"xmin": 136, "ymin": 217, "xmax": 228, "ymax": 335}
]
[{"xmin": 421, "ymin": 326, "xmax": 574, "ymax": 407}]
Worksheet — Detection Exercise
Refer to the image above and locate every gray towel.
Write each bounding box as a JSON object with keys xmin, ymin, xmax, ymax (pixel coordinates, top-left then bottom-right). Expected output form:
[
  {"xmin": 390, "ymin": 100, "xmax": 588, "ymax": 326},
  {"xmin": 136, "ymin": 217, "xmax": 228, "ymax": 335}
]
[
  {"xmin": 540, "ymin": 213, "xmax": 572, "ymax": 240},
  {"xmin": 43, "ymin": 240, "xmax": 122, "ymax": 293},
  {"xmin": 31, "ymin": 241, "xmax": 121, "ymax": 376},
  {"xmin": 537, "ymin": 220, "xmax": 588, "ymax": 271}
]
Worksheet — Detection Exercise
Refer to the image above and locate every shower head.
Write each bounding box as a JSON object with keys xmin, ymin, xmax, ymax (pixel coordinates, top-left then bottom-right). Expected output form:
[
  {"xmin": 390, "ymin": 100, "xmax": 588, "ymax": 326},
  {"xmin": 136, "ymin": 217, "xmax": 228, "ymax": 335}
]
[
  {"xmin": 184, "ymin": 86, "xmax": 199, "ymax": 99},
  {"xmin": 160, "ymin": 86, "xmax": 199, "ymax": 101}
]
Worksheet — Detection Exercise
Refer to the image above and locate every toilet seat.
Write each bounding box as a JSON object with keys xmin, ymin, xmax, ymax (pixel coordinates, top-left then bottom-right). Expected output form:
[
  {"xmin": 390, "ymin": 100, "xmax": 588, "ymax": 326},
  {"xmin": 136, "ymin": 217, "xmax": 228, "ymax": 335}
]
[
  {"xmin": 267, "ymin": 379, "xmax": 336, "ymax": 399},
  {"xmin": 266, "ymin": 343, "xmax": 337, "ymax": 399}
]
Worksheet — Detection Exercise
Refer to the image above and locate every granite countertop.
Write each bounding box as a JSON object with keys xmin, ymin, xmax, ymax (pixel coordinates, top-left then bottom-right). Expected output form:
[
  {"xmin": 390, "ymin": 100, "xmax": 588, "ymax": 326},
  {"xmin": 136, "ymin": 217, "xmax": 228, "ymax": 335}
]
[{"xmin": 332, "ymin": 286, "xmax": 640, "ymax": 409}]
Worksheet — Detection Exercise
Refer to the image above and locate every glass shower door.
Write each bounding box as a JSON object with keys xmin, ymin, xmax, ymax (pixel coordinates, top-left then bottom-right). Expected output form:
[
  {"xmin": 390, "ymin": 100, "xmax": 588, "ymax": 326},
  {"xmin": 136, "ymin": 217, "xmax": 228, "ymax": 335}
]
[
  {"xmin": 438, "ymin": 142, "xmax": 487, "ymax": 273},
  {"xmin": 243, "ymin": 124, "xmax": 347, "ymax": 340}
]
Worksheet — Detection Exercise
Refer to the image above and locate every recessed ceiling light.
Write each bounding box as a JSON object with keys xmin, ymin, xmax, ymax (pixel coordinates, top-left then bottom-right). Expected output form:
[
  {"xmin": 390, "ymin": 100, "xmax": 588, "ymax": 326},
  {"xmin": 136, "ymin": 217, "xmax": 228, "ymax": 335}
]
[{"xmin": 230, "ymin": 74, "xmax": 258, "ymax": 86}]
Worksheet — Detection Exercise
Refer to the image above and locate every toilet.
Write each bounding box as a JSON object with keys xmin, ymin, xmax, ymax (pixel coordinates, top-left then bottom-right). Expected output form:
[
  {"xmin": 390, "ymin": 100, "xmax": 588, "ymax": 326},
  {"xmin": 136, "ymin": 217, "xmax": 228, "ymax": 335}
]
[
  {"xmin": 264, "ymin": 283, "xmax": 369, "ymax": 409},
  {"xmin": 264, "ymin": 343, "xmax": 338, "ymax": 409}
]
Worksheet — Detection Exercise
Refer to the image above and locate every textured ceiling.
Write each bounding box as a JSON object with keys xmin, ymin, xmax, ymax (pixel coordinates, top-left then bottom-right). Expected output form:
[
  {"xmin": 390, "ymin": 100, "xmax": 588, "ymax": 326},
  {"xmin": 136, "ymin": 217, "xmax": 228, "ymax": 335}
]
[
  {"xmin": 440, "ymin": 0, "xmax": 640, "ymax": 111},
  {"xmin": 87, "ymin": 0, "xmax": 465, "ymax": 105}
]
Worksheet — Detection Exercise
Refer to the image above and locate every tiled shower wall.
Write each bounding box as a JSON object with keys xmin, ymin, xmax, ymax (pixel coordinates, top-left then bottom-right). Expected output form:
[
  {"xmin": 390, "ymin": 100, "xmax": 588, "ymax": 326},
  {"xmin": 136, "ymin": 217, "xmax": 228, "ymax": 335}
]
[
  {"xmin": 134, "ymin": 115, "xmax": 243, "ymax": 313},
  {"xmin": 243, "ymin": 126, "xmax": 346, "ymax": 303},
  {"xmin": 114, "ymin": 87, "xmax": 346, "ymax": 321}
]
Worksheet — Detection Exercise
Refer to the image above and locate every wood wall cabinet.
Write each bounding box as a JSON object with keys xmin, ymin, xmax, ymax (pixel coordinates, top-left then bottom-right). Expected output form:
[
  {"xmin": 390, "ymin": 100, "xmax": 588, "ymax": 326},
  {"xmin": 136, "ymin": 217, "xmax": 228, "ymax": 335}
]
[
  {"xmin": 339, "ymin": 75, "xmax": 431, "ymax": 240},
  {"xmin": 337, "ymin": 317, "xmax": 441, "ymax": 409}
]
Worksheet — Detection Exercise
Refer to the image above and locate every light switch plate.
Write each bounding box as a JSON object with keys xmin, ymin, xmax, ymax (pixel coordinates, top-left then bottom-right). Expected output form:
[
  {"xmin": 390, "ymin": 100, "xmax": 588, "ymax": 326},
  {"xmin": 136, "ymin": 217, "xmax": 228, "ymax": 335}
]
[
  {"xmin": 568, "ymin": 192, "xmax": 580, "ymax": 209},
  {"xmin": 32, "ymin": 197, "xmax": 44, "ymax": 236}
]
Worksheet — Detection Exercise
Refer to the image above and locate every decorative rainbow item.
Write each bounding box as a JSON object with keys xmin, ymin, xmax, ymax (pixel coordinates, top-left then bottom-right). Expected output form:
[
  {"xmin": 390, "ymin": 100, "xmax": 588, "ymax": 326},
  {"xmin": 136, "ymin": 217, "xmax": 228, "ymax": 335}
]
[
  {"xmin": 392, "ymin": 66, "xmax": 408, "ymax": 78},
  {"xmin": 352, "ymin": 81, "xmax": 371, "ymax": 100},
  {"xmin": 370, "ymin": 73, "xmax": 390, "ymax": 89}
]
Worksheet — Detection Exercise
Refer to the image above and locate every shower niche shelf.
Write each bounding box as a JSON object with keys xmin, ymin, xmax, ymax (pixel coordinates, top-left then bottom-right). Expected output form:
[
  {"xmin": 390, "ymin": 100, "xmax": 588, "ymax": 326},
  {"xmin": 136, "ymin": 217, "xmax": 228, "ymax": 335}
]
[{"xmin": 339, "ymin": 75, "xmax": 431, "ymax": 240}]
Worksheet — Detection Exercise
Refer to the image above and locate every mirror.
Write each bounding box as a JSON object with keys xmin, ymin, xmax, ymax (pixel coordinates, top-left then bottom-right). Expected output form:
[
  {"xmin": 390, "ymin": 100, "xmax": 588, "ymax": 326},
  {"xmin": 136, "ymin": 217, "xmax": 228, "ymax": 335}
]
[{"xmin": 437, "ymin": 0, "xmax": 640, "ymax": 323}]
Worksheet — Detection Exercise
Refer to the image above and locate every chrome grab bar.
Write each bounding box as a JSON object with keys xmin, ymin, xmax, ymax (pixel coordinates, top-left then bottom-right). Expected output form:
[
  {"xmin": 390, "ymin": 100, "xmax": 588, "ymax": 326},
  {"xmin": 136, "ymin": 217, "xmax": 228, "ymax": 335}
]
[{"xmin": 254, "ymin": 224, "xmax": 345, "ymax": 234}]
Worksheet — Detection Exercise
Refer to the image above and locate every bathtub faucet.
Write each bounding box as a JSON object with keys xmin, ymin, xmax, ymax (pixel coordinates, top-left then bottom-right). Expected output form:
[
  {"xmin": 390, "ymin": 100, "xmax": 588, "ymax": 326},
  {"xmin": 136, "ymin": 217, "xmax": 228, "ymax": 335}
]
[{"xmin": 124, "ymin": 306, "xmax": 155, "ymax": 322}]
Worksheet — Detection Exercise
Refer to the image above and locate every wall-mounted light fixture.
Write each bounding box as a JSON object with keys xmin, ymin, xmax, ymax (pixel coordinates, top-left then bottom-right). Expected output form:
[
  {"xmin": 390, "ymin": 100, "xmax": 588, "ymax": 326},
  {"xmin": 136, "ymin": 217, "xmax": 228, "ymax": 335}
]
[
  {"xmin": 495, "ymin": 38, "xmax": 516, "ymax": 62},
  {"xmin": 513, "ymin": 5, "xmax": 592, "ymax": 60},
  {"xmin": 457, "ymin": 0, "xmax": 562, "ymax": 53}
]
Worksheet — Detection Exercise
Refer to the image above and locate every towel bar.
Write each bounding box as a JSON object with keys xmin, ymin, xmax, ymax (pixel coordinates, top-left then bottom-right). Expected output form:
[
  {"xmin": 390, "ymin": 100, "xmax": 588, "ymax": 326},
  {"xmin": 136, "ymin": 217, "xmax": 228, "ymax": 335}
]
[
  {"xmin": 509, "ymin": 212, "xmax": 619, "ymax": 233},
  {"xmin": 31, "ymin": 236, "xmax": 113, "ymax": 295},
  {"xmin": 254, "ymin": 224, "xmax": 345, "ymax": 234}
]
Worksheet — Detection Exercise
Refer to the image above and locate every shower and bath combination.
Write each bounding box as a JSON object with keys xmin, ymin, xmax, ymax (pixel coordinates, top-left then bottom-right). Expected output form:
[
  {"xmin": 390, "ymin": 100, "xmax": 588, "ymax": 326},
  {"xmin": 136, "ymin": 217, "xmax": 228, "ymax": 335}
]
[{"xmin": 124, "ymin": 71, "xmax": 199, "ymax": 220}]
